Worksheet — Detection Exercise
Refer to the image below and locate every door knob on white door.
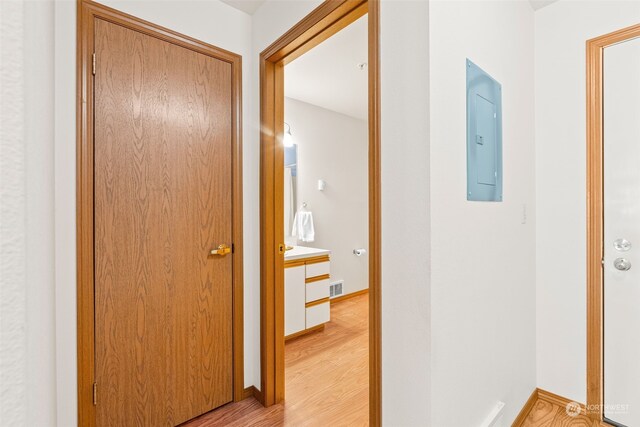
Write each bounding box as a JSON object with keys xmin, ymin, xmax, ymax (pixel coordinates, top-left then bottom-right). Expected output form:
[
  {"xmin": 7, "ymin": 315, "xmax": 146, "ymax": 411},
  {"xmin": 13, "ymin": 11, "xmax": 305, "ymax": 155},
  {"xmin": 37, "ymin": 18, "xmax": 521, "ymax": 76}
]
[
  {"xmin": 614, "ymin": 258, "xmax": 632, "ymax": 271},
  {"xmin": 614, "ymin": 238, "xmax": 632, "ymax": 251}
]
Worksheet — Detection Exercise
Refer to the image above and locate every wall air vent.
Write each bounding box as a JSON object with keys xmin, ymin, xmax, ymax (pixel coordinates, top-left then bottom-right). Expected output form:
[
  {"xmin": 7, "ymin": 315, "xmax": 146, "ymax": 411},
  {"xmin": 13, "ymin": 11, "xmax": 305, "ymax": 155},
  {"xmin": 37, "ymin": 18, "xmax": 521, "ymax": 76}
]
[{"xmin": 329, "ymin": 280, "xmax": 344, "ymax": 298}]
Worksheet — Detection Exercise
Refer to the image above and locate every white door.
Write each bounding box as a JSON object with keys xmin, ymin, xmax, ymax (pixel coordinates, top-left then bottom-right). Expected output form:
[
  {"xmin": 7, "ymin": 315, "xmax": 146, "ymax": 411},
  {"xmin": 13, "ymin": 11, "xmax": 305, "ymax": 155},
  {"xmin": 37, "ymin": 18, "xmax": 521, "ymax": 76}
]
[{"xmin": 604, "ymin": 35, "xmax": 640, "ymax": 427}]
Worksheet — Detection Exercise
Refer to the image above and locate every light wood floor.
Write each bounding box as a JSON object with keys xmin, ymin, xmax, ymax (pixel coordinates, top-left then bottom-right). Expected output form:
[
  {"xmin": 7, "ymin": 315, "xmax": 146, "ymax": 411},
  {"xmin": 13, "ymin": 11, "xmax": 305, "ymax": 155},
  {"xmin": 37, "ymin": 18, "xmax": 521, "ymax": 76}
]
[
  {"xmin": 520, "ymin": 399, "xmax": 600, "ymax": 427},
  {"xmin": 182, "ymin": 294, "xmax": 369, "ymax": 427}
]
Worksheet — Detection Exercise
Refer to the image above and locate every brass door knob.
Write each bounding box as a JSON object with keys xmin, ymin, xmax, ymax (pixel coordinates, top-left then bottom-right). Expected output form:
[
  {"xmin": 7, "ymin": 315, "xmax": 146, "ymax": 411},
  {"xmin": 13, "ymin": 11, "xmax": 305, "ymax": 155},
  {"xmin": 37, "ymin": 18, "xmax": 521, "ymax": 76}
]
[{"xmin": 211, "ymin": 244, "xmax": 231, "ymax": 256}]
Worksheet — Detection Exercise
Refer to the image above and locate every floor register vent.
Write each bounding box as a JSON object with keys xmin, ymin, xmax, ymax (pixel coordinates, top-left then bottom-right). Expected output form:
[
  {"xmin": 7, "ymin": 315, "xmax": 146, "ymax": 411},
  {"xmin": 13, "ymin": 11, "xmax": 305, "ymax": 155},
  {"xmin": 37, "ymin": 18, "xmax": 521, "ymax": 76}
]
[{"xmin": 330, "ymin": 280, "xmax": 344, "ymax": 298}]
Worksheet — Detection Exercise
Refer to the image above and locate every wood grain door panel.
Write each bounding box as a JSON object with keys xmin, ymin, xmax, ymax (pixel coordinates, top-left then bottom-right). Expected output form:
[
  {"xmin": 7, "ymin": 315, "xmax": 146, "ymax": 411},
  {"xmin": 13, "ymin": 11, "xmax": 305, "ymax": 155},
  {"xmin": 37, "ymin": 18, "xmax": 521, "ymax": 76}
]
[{"xmin": 94, "ymin": 18, "xmax": 233, "ymax": 426}]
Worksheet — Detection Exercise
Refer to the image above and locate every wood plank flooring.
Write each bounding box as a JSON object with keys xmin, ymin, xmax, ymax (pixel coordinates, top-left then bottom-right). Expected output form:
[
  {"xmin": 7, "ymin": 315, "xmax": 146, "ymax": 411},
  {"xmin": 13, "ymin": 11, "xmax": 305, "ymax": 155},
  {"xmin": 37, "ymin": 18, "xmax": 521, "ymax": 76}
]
[
  {"xmin": 182, "ymin": 294, "xmax": 369, "ymax": 426},
  {"xmin": 519, "ymin": 399, "xmax": 600, "ymax": 427}
]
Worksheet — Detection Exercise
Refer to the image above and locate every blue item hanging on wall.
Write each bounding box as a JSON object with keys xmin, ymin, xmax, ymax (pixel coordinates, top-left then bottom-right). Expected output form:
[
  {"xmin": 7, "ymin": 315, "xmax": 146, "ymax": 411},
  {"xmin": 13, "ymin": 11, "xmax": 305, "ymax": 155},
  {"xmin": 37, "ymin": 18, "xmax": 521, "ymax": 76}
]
[{"xmin": 466, "ymin": 59, "xmax": 503, "ymax": 202}]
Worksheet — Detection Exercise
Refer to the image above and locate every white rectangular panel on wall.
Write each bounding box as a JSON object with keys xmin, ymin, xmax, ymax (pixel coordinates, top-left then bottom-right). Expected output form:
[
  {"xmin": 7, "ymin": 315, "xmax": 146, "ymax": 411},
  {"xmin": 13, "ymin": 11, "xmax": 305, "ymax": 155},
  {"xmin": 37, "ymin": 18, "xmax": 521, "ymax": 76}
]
[{"xmin": 466, "ymin": 59, "xmax": 503, "ymax": 202}]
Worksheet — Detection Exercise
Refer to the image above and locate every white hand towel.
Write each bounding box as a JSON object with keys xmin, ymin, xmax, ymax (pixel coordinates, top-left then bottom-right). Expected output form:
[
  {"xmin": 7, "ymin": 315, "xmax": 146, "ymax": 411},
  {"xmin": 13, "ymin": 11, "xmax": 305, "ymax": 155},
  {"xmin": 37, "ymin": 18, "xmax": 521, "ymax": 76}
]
[{"xmin": 292, "ymin": 211, "xmax": 315, "ymax": 242}]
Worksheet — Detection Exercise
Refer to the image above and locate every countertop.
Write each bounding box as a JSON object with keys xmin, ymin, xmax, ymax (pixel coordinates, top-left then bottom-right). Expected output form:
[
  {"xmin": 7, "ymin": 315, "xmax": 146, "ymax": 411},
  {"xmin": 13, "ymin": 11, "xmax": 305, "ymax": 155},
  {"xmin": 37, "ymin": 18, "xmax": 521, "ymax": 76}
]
[{"xmin": 284, "ymin": 245, "xmax": 331, "ymax": 261}]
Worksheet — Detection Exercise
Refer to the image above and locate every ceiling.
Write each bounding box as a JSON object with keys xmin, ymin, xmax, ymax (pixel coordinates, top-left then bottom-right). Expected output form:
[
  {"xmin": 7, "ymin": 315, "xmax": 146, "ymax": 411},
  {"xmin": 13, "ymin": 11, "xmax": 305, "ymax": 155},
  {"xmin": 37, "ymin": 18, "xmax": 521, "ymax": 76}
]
[
  {"xmin": 220, "ymin": 0, "xmax": 558, "ymax": 119},
  {"xmin": 220, "ymin": 0, "xmax": 558, "ymax": 15},
  {"xmin": 285, "ymin": 15, "xmax": 368, "ymax": 121},
  {"xmin": 529, "ymin": 0, "xmax": 559, "ymax": 11},
  {"xmin": 219, "ymin": 0, "xmax": 265, "ymax": 15}
]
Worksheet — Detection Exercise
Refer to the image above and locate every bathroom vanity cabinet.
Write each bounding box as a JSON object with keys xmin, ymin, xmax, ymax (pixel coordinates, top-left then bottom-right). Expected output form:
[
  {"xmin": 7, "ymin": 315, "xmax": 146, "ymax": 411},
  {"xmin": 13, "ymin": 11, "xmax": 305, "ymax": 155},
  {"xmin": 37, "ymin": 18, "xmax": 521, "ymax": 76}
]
[{"xmin": 284, "ymin": 246, "xmax": 331, "ymax": 339}]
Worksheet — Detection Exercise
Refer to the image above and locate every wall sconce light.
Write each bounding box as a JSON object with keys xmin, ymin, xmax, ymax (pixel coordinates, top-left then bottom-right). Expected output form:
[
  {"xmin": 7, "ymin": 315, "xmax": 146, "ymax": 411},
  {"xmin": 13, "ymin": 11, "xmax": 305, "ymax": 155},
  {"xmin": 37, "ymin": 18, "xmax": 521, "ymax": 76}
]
[{"xmin": 284, "ymin": 122, "xmax": 294, "ymax": 147}]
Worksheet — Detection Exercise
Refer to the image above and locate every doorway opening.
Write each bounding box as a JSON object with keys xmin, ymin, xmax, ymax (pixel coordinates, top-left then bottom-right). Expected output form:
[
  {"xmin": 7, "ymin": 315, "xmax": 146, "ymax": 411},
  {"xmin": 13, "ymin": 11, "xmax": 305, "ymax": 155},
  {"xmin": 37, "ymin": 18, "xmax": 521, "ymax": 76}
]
[
  {"xmin": 281, "ymin": 9, "xmax": 369, "ymax": 424},
  {"xmin": 259, "ymin": 0, "xmax": 381, "ymax": 425}
]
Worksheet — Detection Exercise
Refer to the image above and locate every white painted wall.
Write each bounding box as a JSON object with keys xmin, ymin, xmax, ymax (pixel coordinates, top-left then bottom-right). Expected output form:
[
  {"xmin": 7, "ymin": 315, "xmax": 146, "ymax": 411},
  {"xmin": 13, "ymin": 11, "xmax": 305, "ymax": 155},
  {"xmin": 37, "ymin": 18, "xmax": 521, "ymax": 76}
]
[
  {"xmin": 284, "ymin": 97, "xmax": 369, "ymax": 295},
  {"xmin": 54, "ymin": 3, "xmax": 77, "ymax": 425},
  {"xmin": 24, "ymin": 2, "xmax": 57, "ymax": 425},
  {"xmin": 379, "ymin": 1, "xmax": 431, "ymax": 424},
  {"xmin": 1, "ymin": 1, "xmax": 57, "ymax": 425},
  {"xmin": 535, "ymin": 0, "xmax": 640, "ymax": 404},
  {"xmin": 52, "ymin": 1, "xmax": 254, "ymax": 425},
  {"xmin": 429, "ymin": 1, "xmax": 536, "ymax": 425},
  {"xmin": 1, "ymin": 3, "xmax": 28, "ymax": 425}
]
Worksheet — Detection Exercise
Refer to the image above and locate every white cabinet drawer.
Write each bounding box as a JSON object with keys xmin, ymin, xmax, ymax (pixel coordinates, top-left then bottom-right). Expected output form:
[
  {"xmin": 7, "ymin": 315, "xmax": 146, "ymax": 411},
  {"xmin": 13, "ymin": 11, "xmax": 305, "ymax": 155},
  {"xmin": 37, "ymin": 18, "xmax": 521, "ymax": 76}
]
[
  {"xmin": 306, "ymin": 278, "xmax": 330, "ymax": 302},
  {"xmin": 306, "ymin": 301, "xmax": 330, "ymax": 328},
  {"xmin": 306, "ymin": 261, "xmax": 330, "ymax": 278},
  {"xmin": 285, "ymin": 266, "xmax": 306, "ymax": 336}
]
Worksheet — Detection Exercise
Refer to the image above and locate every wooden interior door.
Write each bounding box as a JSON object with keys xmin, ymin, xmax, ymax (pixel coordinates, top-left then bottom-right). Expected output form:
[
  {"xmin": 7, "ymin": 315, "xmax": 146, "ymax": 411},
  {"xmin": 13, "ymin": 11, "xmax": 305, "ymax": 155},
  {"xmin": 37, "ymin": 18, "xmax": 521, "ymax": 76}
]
[{"xmin": 94, "ymin": 18, "xmax": 234, "ymax": 426}]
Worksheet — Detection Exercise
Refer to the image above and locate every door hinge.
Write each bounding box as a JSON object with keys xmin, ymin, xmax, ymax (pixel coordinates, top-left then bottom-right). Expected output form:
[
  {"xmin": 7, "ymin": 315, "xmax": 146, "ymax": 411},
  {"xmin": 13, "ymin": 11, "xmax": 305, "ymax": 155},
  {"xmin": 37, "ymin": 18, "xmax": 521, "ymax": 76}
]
[
  {"xmin": 93, "ymin": 382, "xmax": 97, "ymax": 405},
  {"xmin": 92, "ymin": 53, "xmax": 96, "ymax": 75}
]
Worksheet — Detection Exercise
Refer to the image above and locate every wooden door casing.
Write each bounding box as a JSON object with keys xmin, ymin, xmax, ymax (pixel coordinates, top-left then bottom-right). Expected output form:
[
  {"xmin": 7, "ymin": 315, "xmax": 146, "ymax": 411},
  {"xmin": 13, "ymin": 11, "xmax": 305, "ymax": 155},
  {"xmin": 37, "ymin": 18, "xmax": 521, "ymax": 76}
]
[
  {"xmin": 259, "ymin": 2, "xmax": 381, "ymax": 425},
  {"xmin": 81, "ymin": 5, "xmax": 243, "ymax": 425}
]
